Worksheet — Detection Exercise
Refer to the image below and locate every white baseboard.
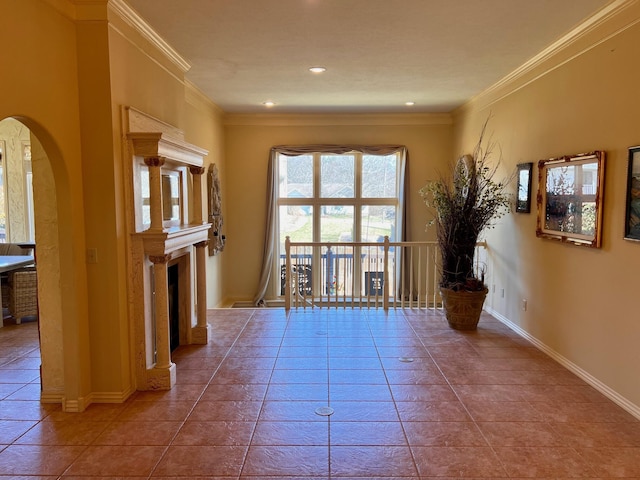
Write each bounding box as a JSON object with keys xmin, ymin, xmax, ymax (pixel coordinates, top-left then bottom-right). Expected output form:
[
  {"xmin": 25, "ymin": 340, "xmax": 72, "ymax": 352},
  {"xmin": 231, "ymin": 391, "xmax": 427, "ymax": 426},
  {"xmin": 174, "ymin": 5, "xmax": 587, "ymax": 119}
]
[{"xmin": 485, "ymin": 306, "xmax": 640, "ymax": 421}]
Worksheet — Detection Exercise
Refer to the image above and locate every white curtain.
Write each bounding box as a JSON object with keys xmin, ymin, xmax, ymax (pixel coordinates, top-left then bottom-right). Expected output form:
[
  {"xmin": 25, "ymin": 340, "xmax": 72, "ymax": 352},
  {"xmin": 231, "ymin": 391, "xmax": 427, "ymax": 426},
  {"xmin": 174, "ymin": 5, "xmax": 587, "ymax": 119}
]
[{"xmin": 254, "ymin": 144, "xmax": 409, "ymax": 305}]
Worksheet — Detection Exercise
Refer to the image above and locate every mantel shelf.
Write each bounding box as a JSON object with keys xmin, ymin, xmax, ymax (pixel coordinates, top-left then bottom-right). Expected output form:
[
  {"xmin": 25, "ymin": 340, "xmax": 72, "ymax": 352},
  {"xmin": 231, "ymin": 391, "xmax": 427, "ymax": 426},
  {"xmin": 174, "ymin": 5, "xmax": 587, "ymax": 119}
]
[
  {"xmin": 135, "ymin": 223, "xmax": 211, "ymax": 256},
  {"xmin": 128, "ymin": 132, "xmax": 208, "ymax": 166}
]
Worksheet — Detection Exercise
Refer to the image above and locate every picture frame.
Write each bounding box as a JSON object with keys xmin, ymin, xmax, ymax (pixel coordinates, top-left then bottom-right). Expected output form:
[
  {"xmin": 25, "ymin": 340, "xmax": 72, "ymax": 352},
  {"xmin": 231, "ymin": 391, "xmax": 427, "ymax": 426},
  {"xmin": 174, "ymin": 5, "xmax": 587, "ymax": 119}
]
[
  {"xmin": 516, "ymin": 162, "xmax": 533, "ymax": 213},
  {"xmin": 624, "ymin": 146, "xmax": 640, "ymax": 241},
  {"xmin": 536, "ymin": 150, "xmax": 605, "ymax": 248}
]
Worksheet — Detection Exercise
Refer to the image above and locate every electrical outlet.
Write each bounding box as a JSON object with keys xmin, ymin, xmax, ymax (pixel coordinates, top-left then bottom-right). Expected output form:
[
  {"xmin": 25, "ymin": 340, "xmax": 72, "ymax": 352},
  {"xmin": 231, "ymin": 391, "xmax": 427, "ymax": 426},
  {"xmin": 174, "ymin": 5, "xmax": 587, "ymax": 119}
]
[
  {"xmin": 501, "ymin": 288, "xmax": 505, "ymax": 298},
  {"xmin": 87, "ymin": 248, "xmax": 98, "ymax": 264},
  {"xmin": 522, "ymin": 299, "xmax": 528, "ymax": 311}
]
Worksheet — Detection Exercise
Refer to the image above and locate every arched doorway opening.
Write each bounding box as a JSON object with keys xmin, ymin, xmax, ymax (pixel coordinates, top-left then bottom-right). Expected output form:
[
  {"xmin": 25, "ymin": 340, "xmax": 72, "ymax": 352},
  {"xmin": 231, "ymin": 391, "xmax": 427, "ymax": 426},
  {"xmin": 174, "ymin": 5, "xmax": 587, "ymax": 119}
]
[{"xmin": 0, "ymin": 117, "xmax": 66, "ymax": 405}]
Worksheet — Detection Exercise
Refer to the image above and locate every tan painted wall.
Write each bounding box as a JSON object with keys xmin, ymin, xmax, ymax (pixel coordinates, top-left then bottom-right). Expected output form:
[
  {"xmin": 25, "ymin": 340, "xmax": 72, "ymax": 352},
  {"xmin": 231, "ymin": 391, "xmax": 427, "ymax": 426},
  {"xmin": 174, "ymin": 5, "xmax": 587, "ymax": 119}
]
[
  {"xmin": 183, "ymin": 86, "xmax": 226, "ymax": 308},
  {"xmin": 453, "ymin": 4, "xmax": 640, "ymax": 410},
  {"xmin": 222, "ymin": 115, "xmax": 452, "ymax": 304},
  {"xmin": 0, "ymin": 0, "xmax": 92, "ymax": 407}
]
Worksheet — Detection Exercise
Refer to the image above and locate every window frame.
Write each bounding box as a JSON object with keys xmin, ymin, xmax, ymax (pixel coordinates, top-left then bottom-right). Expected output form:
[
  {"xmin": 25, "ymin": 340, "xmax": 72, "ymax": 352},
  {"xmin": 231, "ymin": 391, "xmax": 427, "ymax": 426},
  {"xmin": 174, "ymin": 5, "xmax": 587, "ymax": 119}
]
[{"xmin": 274, "ymin": 150, "xmax": 403, "ymax": 298}]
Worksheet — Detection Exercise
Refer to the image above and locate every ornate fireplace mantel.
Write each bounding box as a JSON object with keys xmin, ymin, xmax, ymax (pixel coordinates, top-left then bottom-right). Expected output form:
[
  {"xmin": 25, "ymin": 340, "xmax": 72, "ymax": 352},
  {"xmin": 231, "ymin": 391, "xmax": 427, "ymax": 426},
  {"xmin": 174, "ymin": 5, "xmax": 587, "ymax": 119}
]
[{"xmin": 125, "ymin": 108, "xmax": 211, "ymax": 391}]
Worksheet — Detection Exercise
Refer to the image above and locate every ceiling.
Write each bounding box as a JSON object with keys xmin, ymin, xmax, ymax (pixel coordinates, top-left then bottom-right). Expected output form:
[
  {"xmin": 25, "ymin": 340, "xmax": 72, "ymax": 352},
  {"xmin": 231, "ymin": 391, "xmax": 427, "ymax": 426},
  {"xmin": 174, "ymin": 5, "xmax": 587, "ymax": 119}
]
[{"xmin": 124, "ymin": 0, "xmax": 612, "ymax": 115}]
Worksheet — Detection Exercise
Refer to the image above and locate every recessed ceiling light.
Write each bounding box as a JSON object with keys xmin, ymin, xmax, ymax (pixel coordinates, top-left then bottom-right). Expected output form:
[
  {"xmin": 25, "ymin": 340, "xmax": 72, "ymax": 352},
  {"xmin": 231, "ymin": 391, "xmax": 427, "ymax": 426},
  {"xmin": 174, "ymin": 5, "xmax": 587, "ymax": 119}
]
[
  {"xmin": 405, "ymin": 101, "xmax": 416, "ymax": 106},
  {"xmin": 263, "ymin": 101, "xmax": 276, "ymax": 107},
  {"xmin": 309, "ymin": 66, "xmax": 327, "ymax": 74}
]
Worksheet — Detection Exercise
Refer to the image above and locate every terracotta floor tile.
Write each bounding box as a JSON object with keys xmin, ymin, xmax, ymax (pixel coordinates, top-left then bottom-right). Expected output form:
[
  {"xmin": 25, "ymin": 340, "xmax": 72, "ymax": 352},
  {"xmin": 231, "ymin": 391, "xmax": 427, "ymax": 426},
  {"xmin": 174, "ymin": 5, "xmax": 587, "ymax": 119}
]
[
  {"xmin": 64, "ymin": 445, "xmax": 166, "ymax": 476},
  {"xmin": 2, "ymin": 309, "xmax": 640, "ymax": 478},
  {"xmin": 265, "ymin": 383, "xmax": 328, "ymax": 401},
  {"xmin": 259, "ymin": 401, "xmax": 329, "ymax": 422},
  {"xmin": 329, "ymin": 368, "xmax": 388, "ymax": 384},
  {"xmin": 188, "ymin": 400, "xmax": 262, "ymax": 422},
  {"xmin": 396, "ymin": 401, "xmax": 471, "ymax": 422},
  {"xmin": 0, "ymin": 420, "xmax": 38, "ymax": 444},
  {"xmin": 242, "ymin": 445, "xmax": 329, "ymax": 476},
  {"xmin": 330, "ymin": 445, "xmax": 418, "ymax": 477},
  {"xmin": 210, "ymin": 368, "xmax": 273, "ymax": 385},
  {"xmin": 384, "ymin": 368, "xmax": 448, "ymax": 385},
  {"xmin": 329, "ymin": 356, "xmax": 381, "ymax": 369},
  {"xmin": 329, "ymin": 383, "xmax": 393, "ymax": 402},
  {"xmin": 530, "ymin": 400, "xmax": 639, "ymax": 423},
  {"xmin": 412, "ymin": 446, "xmax": 507, "ymax": 477},
  {"xmin": 404, "ymin": 421, "xmax": 488, "ymax": 446},
  {"xmin": 92, "ymin": 421, "xmax": 182, "ymax": 446},
  {"xmin": 275, "ymin": 356, "xmax": 328, "ymax": 369},
  {"xmin": 15, "ymin": 419, "xmax": 107, "ymax": 445},
  {"xmin": 5, "ymin": 383, "xmax": 42, "ymax": 401},
  {"xmin": 494, "ymin": 446, "xmax": 598, "ymax": 477},
  {"xmin": 0, "ymin": 400, "xmax": 55, "ymax": 421},
  {"xmin": 202, "ymin": 383, "xmax": 268, "ymax": 402},
  {"xmin": 463, "ymin": 399, "xmax": 546, "ymax": 422},
  {"xmin": 115, "ymin": 400, "xmax": 195, "ymax": 422},
  {"xmin": 156, "ymin": 445, "xmax": 248, "ymax": 477},
  {"xmin": 172, "ymin": 420, "xmax": 255, "ymax": 445},
  {"xmin": 551, "ymin": 421, "xmax": 640, "ymax": 447},
  {"xmin": 174, "ymin": 368, "xmax": 215, "ymax": 384},
  {"xmin": 221, "ymin": 356, "xmax": 277, "ymax": 370},
  {"xmin": 330, "ymin": 421, "xmax": 407, "ymax": 446},
  {"xmin": 328, "ymin": 401, "xmax": 399, "ymax": 422},
  {"xmin": 0, "ymin": 445, "xmax": 86, "ymax": 475},
  {"xmin": 270, "ymin": 369, "xmax": 328, "ymax": 384},
  {"xmin": 252, "ymin": 421, "xmax": 328, "ymax": 445},
  {"xmin": 0, "ymin": 383, "xmax": 23, "ymax": 399},
  {"xmin": 390, "ymin": 384, "xmax": 458, "ymax": 402},
  {"xmin": 133, "ymin": 383, "xmax": 207, "ymax": 402},
  {"xmin": 577, "ymin": 446, "xmax": 640, "ymax": 477},
  {"xmin": 477, "ymin": 421, "xmax": 563, "ymax": 447}
]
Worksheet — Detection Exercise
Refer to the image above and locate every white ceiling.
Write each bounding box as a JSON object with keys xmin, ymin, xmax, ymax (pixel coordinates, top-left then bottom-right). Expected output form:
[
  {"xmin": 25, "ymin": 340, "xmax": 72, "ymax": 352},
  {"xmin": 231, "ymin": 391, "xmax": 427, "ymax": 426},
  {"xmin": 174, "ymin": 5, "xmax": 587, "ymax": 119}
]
[{"xmin": 124, "ymin": 0, "xmax": 612, "ymax": 114}]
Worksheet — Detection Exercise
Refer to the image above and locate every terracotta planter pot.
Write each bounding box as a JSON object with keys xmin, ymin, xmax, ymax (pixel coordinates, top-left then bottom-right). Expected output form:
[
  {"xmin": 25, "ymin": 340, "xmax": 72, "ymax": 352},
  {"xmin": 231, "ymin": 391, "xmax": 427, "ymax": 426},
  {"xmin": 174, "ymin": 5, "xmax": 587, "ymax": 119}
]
[{"xmin": 440, "ymin": 286, "xmax": 489, "ymax": 330}]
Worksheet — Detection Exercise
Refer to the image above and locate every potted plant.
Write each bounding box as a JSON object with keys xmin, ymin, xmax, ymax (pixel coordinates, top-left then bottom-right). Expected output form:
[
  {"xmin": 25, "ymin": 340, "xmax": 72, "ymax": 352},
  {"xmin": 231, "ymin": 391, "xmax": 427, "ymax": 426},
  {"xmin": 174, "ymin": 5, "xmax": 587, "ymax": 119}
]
[{"xmin": 419, "ymin": 123, "xmax": 511, "ymax": 330}]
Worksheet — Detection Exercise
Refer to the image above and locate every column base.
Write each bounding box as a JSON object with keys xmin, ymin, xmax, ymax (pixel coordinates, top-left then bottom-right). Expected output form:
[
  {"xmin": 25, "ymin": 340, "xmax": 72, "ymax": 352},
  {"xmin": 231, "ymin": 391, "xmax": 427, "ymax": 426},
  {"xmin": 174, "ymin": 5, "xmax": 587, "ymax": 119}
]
[
  {"xmin": 145, "ymin": 362, "xmax": 176, "ymax": 390},
  {"xmin": 191, "ymin": 323, "xmax": 210, "ymax": 345}
]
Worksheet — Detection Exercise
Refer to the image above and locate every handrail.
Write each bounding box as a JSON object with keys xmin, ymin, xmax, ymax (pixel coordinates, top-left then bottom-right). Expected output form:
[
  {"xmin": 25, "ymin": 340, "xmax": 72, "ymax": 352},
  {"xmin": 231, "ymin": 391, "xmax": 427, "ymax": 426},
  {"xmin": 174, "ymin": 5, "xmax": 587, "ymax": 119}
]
[{"xmin": 283, "ymin": 236, "xmax": 487, "ymax": 310}]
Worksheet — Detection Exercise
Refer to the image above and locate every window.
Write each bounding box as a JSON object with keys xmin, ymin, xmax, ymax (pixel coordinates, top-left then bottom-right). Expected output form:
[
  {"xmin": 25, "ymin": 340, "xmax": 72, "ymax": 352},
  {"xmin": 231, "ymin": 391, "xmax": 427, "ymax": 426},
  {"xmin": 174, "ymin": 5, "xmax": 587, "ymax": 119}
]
[
  {"xmin": 254, "ymin": 145, "xmax": 407, "ymax": 303},
  {"xmin": 278, "ymin": 152, "xmax": 400, "ymax": 248}
]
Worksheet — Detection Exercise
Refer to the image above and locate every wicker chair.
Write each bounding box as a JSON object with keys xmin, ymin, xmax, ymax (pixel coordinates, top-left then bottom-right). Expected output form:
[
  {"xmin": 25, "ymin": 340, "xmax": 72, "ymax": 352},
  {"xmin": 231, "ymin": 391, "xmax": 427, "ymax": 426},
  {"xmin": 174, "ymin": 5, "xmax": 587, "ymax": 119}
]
[
  {"xmin": 8, "ymin": 267, "xmax": 38, "ymax": 324},
  {"xmin": 0, "ymin": 243, "xmax": 33, "ymax": 311}
]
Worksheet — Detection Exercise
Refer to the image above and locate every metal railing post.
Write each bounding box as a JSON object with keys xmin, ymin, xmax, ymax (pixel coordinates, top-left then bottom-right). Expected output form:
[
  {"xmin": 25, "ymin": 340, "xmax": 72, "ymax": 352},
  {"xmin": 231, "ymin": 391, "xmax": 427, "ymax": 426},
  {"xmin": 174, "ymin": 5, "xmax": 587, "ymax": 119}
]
[
  {"xmin": 383, "ymin": 236, "xmax": 390, "ymax": 311},
  {"xmin": 284, "ymin": 236, "xmax": 291, "ymax": 310}
]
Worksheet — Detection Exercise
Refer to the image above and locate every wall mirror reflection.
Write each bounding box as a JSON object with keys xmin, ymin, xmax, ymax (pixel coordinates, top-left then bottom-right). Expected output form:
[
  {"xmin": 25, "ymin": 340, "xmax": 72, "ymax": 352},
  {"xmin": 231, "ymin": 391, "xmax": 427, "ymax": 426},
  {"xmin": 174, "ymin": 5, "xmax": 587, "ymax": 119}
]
[
  {"xmin": 162, "ymin": 171, "xmax": 181, "ymax": 223},
  {"xmin": 516, "ymin": 162, "xmax": 533, "ymax": 213},
  {"xmin": 536, "ymin": 151, "xmax": 605, "ymax": 248}
]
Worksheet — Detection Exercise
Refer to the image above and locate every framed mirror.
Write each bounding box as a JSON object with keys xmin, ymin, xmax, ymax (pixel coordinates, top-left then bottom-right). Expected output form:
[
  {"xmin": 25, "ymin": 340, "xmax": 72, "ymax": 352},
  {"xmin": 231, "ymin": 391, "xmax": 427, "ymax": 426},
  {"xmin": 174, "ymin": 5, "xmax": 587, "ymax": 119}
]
[
  {"xmin": 516, "ymin": 162, "xmax": 533, "ymax": 213},
  {"xmin": 624, "ymin": 146, "xmax": 640, "ymax": 241},
  {"xmin": 536, "ymin": 151, "xmax": 605, "ymax": 248}
]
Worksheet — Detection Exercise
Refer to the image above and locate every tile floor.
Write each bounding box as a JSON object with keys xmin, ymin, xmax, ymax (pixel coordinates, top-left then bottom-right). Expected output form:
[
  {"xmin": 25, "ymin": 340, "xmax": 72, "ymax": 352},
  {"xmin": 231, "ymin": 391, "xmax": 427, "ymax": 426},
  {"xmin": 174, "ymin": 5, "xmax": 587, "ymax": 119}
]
[{"xmin": 0, "ymin": 308, "xmax": 639, "ymax": 479}]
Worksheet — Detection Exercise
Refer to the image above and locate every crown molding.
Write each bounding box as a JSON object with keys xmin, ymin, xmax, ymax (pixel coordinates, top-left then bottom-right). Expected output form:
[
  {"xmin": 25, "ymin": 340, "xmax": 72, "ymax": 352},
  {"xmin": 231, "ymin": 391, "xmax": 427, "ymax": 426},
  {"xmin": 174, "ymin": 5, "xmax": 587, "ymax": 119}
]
[
  {"xmin": 223, "ymin": 112, "xmax": 452, "ymax": 127},
  {"xmin": 107, "ymin": 0, "xmax": 191, "ymax": 73},
  {"xmin": 460, "ymin": 0, "xmax": 639, "ymax": 113}
]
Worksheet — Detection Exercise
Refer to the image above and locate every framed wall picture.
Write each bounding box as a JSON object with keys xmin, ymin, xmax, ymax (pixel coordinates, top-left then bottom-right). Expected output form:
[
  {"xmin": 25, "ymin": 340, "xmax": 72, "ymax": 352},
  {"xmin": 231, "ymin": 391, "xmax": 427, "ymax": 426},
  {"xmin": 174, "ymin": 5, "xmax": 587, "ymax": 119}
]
[
  {"xmin": 624, "ymin": 146, "xmax": 640, "ymax": 241},
  {"xmin": 516, "ymin": 162, "xmax": 533, "ymax": 213},
  {"xmin": 536, "ymin": 151, "xmax": 605, "ymax": 248}
]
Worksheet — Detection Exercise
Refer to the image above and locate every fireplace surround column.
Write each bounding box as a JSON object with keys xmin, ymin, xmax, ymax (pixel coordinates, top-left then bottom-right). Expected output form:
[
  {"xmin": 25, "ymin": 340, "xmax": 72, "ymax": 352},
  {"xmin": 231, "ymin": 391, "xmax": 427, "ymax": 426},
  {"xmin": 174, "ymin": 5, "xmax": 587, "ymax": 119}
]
[
  {"xmin": 148, "ymin": 253, "xmax": 176, "ymax": 389},
  {"xmin": 144, "ymin": 156, "xmax": 165, "ymax": 231},
  {"xmin": 192, "ymin": 240, "xmax": 210, "ymax": 344}
]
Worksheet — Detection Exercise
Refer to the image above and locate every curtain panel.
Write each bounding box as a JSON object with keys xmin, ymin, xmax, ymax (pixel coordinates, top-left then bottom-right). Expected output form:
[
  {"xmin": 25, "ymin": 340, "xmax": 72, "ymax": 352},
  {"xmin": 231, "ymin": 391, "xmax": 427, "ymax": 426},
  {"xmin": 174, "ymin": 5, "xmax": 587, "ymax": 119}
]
[{"xmin": 254, "ymin": 144, "xmax": 409, "ymax": 305}]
